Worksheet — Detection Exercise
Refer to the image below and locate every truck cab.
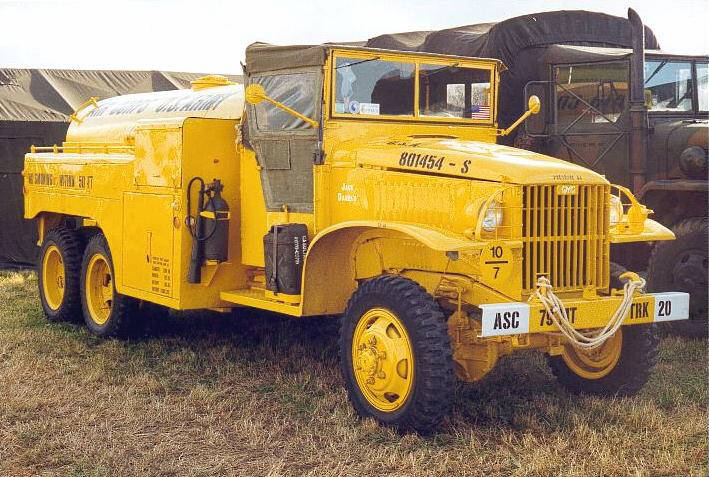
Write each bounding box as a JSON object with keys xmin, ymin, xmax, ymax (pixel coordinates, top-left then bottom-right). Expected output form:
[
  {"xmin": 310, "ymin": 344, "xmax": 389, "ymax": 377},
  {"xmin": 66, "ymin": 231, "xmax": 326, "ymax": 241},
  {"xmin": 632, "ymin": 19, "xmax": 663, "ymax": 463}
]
[
  {"xmin": 533, "ymin": 50, "xmax": 708, "ymax": 206},
  {"xmin": 23, "ymin": 44, "xmax": 691, "ymax": 432}
]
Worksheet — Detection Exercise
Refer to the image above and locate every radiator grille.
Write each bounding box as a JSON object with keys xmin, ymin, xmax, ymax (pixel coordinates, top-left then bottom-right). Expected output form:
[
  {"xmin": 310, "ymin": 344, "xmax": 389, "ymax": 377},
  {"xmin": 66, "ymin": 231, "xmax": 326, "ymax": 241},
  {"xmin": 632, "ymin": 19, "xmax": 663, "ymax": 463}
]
[{"xmin": 522, "ymin": 184, "xmax": 609, "ymax": 292}]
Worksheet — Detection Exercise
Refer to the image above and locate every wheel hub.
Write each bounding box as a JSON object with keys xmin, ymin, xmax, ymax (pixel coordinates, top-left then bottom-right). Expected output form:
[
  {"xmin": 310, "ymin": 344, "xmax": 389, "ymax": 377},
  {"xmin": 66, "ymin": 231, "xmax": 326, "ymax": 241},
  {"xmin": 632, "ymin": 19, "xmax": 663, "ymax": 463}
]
[
  {"xmin": 86, "ymin": 254, "xmax": 114, "ymax": 325},
  {"xmin": 42, "ymin": 245, "xmax": 66, "ymax": 310},
  {"xmin": 561, "ymin": 328, "xmax": 623, "ymax": 380},
  {"xmin": 352, "ymin": 308, "xmax": 413, "ymax": 412}
]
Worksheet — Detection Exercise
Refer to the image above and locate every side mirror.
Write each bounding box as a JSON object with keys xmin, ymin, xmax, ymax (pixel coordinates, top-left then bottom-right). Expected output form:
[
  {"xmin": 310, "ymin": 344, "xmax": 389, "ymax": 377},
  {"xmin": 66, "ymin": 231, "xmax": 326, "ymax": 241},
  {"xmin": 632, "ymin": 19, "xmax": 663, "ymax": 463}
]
[
  {"xmin": 528, "ymin": 95, "xmax": 541, "ymax": 115},
  {"xmin": 243, "ymin": 83, "xmax": 318, "ymax": 128},
  {"xmin": 244, "ymin": 84, "xmax": 267, "ymax": 105},
  {"xmin": 499, "ymin": 95, "xmax": 543, "ymax": 137},
  {"xmin": 644, "ymin": 89, "xmax": 653, "ymax": 109}
]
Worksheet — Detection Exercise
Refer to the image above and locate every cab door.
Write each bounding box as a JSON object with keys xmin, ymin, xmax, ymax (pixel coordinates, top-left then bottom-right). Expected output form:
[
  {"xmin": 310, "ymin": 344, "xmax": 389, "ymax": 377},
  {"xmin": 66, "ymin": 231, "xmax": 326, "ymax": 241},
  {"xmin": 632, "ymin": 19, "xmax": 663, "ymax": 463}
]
[
  {"xmin": 545, "ymin": 61, "xmax": 631, "ymax": 187},
  {"xmin": 244, "ymin": 69, "xmax": 322, "ymax": 214}
]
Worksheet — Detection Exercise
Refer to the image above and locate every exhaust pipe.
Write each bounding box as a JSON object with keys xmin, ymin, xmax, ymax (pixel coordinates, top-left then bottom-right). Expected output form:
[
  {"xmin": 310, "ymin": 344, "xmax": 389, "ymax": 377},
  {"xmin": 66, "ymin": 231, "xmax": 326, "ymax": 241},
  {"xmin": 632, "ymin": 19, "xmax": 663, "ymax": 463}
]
[{"xmin": 628, "ymin": 7, "xmax": 648, "ymax": 194}]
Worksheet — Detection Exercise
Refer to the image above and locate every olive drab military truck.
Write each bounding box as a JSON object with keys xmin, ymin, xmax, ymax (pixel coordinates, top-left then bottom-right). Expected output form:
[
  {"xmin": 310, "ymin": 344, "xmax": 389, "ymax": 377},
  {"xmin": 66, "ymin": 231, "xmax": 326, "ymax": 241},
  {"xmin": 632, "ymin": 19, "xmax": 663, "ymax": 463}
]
[
  {"xmin": 24, "ymin": 44, "xmax": 690, "ymax": 432},
  {"xmin": 521, "ymin": 11, "xmax": 708, "ymax": 323},
  {"xmin": 363, "ymin": 9, "xmax": 708, "ymax": 321}
]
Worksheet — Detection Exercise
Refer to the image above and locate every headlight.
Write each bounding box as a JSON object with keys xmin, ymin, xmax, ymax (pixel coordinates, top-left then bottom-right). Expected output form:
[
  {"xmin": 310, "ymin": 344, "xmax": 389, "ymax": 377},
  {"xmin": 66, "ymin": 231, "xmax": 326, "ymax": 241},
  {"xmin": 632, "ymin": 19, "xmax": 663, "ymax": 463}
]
[
  {"xmin": 609, "ymin": 195, "xmax": 623, "ymax": 226},
  {"xmin": 482, "ymin": 200, "xmax": 503, "ymax": 232}
]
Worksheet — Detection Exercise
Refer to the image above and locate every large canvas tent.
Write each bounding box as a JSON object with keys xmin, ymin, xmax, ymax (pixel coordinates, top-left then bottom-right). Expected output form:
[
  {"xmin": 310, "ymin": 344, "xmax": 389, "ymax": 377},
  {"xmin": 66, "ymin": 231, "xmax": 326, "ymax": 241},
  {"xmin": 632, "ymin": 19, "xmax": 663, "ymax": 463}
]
[{"xmin": 0, "ymin": 69, "xmax": 240, "ymax": 267}]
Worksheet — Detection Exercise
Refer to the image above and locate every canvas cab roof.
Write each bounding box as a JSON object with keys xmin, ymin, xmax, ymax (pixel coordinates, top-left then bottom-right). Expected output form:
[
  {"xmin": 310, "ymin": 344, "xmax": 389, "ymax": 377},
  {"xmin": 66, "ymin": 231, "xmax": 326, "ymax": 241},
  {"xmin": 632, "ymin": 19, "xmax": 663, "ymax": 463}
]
[
  {"xmin": 539, "ymin": 45, "xmax": 709, "ymax": 66},
  {"xmin": 244, "ymin": 42, "xmax": 506, "ymax": 74}
]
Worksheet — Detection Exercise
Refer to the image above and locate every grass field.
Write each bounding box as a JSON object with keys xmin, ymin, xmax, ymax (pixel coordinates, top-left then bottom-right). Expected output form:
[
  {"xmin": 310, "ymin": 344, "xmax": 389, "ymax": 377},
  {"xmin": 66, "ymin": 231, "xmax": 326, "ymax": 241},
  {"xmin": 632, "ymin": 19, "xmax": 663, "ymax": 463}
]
[{"xmin": 0, "ymin": 270, "xmax": 706, "ymax": 477}]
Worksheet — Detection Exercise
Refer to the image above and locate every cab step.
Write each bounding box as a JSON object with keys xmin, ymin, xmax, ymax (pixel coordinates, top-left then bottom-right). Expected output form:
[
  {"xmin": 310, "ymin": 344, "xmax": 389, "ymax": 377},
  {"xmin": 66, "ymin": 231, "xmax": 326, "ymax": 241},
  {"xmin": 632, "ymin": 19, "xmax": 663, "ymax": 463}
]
[{"xmin": 220, "ymin": 288, "xmax": 302, "ymax": 316}]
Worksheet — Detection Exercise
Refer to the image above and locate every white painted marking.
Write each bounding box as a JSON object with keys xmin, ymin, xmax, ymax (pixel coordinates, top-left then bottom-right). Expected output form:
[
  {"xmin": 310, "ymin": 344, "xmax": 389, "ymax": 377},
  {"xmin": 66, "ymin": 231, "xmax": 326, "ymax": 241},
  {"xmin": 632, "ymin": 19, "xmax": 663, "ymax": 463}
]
[
  {"xmin": 480, "ymin": 302, "xmax": 530, "ymax": 337},
  {"xmin": 651, "ymin": 292, "xmax": 690, "ymax": 322}
]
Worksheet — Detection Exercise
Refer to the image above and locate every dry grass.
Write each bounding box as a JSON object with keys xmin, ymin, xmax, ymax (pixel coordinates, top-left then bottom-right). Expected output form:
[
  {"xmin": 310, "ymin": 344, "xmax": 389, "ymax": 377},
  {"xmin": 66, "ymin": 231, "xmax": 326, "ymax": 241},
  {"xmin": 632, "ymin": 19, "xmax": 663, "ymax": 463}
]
[{"xmin": 0, "ymin": 270, "xmax": 706, "ymax": 477}]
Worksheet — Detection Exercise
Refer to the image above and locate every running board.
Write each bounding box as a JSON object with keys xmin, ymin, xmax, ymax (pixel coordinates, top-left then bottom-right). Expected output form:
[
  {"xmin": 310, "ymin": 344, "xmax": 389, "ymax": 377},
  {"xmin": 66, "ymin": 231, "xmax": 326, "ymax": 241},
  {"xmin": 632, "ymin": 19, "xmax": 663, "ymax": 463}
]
[{"xmin": 220, "ymin": 288, "xmax": 302, "ymax": 316}]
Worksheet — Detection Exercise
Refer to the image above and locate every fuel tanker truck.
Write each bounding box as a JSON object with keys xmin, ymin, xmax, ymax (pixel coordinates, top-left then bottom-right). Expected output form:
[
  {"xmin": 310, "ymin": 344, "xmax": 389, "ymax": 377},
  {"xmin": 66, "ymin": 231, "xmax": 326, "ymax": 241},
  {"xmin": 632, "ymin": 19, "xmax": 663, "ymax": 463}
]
[{"xmin": 23, "ymin": 44, "xmax": 690, "ymax": 432}]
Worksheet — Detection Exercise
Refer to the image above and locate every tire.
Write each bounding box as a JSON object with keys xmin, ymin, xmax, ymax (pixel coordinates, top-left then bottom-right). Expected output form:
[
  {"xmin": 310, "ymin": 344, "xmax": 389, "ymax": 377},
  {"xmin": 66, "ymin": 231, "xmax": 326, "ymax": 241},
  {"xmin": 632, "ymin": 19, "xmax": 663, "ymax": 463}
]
[
  {"xmin": 37, "ymin": 227, "xmax": 82, "ymax": 322},
  {"xmin": 80, "ymin": 234, "xmax": 137, "ymax": 337},
  {"xmin": 339, "ymin": 275, "xmax": 455, "ymax": 433},
  {"xmin": 647, "ymin": 217, "xmax": 708, "ymax": 321},
  {"xmin": 548, "ymin": 324, "xmax": 659, "ymax": 396}
]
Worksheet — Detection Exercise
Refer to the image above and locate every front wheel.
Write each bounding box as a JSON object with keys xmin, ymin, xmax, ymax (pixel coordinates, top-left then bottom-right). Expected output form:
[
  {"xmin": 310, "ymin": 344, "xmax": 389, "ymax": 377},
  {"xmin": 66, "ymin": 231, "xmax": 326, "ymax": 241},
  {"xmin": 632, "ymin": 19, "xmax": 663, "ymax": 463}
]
[
  {"xmin": 80, "ymin": 234, "xmax": 137, "ymax": 337},
  {"xmin": 548, "ymin": 324, "xmax": 659, "ymax": 396},
  {"xmin": 339, "ymin": 275, "xmax": 454, "ymax": 433}
]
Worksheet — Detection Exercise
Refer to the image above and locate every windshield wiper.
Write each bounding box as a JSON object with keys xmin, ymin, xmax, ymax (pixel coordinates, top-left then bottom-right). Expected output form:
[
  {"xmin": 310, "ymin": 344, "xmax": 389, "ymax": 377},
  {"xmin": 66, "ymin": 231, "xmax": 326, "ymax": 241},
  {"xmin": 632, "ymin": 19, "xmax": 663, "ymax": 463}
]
[
  {"xmin": 335, "ymin": 57, "xmax": 381, "ymax": 69},
  {"xmin": 645, "ymin": 60, "xmax": 667, "ymax": 85},
  {"xmin": 422, "ymin": 63, "xmax": 460, "ymax": 77}
]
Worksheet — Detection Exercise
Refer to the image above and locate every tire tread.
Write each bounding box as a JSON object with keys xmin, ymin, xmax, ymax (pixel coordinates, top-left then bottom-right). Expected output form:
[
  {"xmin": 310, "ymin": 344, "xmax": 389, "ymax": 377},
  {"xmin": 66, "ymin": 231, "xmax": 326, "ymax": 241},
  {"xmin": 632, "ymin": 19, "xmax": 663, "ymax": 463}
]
[
  {"xmin": 38, "ymin": 227, "xmax": 83, "ymax": 322},
  {"xmin": 339, "ymin": 275, "xmax": 454, "ymax": 433}
]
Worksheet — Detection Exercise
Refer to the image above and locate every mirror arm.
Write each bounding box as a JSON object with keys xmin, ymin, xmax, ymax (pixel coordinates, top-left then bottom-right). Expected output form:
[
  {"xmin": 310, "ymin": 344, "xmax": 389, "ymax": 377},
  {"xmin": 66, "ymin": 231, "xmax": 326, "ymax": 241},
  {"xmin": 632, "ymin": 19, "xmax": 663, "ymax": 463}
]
[
  {"xmin": 263, "ymin": 97, "xmax": 319, "ymax": 129},
  {"xmin": 498, "ymin": 110, "xmax": 533, "ymax": 137}
]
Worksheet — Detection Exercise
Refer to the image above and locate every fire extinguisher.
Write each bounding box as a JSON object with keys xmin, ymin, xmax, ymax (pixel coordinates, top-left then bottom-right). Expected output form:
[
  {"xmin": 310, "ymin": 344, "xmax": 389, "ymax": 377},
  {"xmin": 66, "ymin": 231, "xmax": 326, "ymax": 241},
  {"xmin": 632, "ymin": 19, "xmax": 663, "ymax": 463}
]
[{"xmin": 186, "ymin": 177, "xmax": 230, "ymax": 283}]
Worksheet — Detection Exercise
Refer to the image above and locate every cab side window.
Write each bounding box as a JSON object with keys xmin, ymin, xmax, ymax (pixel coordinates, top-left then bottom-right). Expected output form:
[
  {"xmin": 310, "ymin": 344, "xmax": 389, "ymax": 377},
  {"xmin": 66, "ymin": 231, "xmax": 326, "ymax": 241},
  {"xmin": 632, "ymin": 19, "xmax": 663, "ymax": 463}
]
[
  {"xmin": 554, "ymin": 62, "xmax": 629, "ymax": 125},
  {"xmin": 246, "ymin": 70, "xmax": 321, "ymax": 213},
  {"xmin": 253, "ymin": 73, "xmax": 318, "ymax": 130}
]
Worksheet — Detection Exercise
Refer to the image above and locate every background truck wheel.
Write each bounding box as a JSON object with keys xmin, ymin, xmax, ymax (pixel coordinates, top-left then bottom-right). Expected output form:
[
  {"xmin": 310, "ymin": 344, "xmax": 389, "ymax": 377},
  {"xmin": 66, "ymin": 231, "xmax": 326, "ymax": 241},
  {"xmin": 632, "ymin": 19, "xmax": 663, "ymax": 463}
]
[
  {"xmin": 647, "ymin": 217, "xmax": 708, "ymax": 321},
  {"xmin": 339, "ymin": 275, "xmax": 455, "ymax": 433},
  {"xmin": 37, "ymin": 227, "xmax": 82, "ymax": 322},
  {"xmin": 80, "ymin": 234, "xmax": 137, "ymax": 337},
  {"xmin": 547, "ymin": 324, "xmax": 659, "ymax": 396}
]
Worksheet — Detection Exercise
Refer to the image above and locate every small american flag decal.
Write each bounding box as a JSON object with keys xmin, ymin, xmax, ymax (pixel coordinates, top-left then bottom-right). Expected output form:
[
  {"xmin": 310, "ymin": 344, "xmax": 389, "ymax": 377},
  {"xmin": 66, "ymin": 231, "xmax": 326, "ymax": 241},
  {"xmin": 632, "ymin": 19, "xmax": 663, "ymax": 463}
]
[{"xmin": 470, "ymin": 105, "xmax": 490, "ymax": 120}]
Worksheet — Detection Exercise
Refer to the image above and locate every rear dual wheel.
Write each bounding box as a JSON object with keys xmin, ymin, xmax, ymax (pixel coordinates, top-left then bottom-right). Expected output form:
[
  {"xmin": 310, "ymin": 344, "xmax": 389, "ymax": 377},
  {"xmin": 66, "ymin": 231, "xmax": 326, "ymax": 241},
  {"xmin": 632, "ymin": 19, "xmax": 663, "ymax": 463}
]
[
  {"xmin": 80, "ymin": 234, "xmax": 137, "ymax": 337},
  {"xmin": 38, "ymin": 227, "xmax": 82, "ymax": 322}
]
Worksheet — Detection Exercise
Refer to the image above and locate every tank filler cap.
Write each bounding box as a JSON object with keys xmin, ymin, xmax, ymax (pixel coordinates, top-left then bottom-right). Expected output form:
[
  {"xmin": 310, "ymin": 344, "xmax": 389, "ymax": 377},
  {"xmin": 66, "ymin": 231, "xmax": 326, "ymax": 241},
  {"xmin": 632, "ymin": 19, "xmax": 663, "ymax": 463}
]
[{"xmin": 191, "ymin": 75, "xmax": 234, "ymax": 91}]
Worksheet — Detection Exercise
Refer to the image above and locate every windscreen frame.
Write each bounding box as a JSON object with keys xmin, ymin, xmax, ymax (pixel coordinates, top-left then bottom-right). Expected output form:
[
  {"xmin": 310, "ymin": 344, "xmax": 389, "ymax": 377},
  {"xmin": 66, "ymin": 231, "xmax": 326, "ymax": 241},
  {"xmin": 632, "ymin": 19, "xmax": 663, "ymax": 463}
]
[{"xmin": 328, "ymin": 49, "xmax": 498, "ymax": 126}]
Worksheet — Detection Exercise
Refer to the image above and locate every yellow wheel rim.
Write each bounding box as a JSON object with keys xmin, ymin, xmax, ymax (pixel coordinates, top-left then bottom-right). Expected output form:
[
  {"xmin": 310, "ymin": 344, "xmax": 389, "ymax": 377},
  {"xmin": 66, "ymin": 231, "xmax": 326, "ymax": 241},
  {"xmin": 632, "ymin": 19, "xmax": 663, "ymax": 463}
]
[
  {"xmin": 352, "ymin": 307, "xmax": 414, "ymax": 412},
  {"xmin": 562, "ymin": 329, "xmax": 623, "ymax": 380},
  {"xmin": 42, "ymin": 245, "xmax": 65, "ymax": 310},
  {"xmin": 85, "ymin": 253, "xmax": 113, "ymax": 325}
]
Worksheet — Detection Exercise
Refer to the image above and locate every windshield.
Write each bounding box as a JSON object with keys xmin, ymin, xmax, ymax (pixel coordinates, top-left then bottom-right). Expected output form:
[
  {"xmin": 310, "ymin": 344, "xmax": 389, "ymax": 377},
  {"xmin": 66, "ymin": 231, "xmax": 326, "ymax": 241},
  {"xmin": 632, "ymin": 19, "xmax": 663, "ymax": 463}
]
[
  {"xmin": 333, "ymin": 55, "xmax": 493, "ymax": 122},
  {"xmin": 334, "ymin": 57, "xmax": 414, "ymax": 116},
  {"xmin": 419, "ymin": 64, "xmax": 491, "ymax": 119},
  {"xmin": 644, "ymin": 60, "xmax": 693, "ymax": 112}
]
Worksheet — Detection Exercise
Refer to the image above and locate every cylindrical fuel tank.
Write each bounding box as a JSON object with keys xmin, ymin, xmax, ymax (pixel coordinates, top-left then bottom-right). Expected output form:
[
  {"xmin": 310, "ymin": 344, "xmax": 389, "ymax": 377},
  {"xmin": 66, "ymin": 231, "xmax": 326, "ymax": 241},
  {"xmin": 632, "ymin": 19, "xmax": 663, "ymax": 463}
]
[{"xmin": 65, "ymin": 77, "xmax": 245, "ymax": 146}]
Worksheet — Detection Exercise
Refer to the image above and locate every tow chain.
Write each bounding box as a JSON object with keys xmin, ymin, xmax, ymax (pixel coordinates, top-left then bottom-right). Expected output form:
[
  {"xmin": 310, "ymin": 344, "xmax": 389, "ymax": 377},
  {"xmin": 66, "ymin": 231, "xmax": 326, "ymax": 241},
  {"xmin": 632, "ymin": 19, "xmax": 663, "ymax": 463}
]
[{"xmin": 531, "ymin": 273, "xmax": 646, "ymax": 350}]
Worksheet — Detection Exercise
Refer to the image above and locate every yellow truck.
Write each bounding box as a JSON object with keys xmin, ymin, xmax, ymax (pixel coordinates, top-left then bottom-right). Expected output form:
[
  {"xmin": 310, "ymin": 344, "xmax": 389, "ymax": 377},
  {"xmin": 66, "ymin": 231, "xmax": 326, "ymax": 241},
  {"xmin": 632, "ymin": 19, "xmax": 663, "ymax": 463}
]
[{"xmin": 24, "ymin": 43, "xmax": 690, "ymax": 432}]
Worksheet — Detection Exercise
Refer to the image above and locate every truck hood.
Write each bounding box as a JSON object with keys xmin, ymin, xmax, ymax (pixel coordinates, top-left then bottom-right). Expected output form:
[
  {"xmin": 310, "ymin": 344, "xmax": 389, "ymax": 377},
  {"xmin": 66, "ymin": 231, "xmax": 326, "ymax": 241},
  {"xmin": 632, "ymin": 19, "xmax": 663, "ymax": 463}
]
[{"xmin": 349, "ymin": 136, "xmax": 608, "ymax": 185}]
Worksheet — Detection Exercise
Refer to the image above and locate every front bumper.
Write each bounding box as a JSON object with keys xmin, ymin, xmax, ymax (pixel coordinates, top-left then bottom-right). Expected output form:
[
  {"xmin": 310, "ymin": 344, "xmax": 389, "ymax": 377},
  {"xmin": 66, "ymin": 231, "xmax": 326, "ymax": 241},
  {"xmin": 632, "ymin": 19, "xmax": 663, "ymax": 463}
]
[{"xmin": 479, "ymin": 292, "xmax": 689, "ymax": 337}]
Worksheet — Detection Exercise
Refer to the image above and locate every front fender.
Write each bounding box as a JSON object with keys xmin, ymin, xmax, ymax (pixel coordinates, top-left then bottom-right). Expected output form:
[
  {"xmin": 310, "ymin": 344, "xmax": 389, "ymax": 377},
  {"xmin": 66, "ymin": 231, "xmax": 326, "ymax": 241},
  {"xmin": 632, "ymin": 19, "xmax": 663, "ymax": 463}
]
[
  {"xmin": 300, "ymin": 221, "xmax": 482, "ymax": 316},
  {"xmin": 610, "ymin": 185, "xmax": 675, "ymax": 243},
  {"xmin": 309, "ymin": 220, "xmax": 481, "ymax": 253},
  {"xmin": 609, "ymin": 218, "xmax": 674, "ymax": 243}
]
